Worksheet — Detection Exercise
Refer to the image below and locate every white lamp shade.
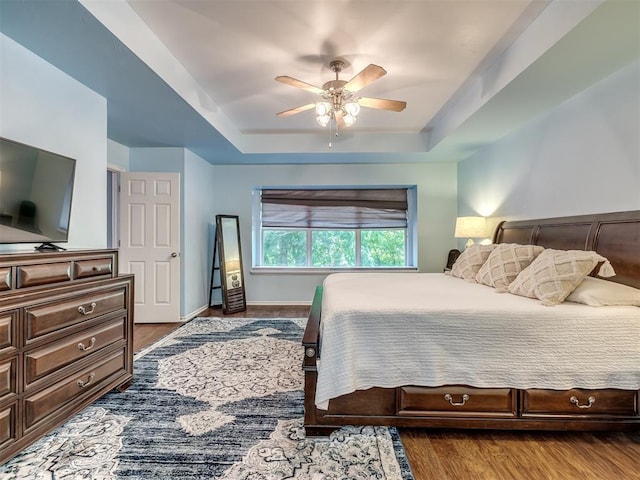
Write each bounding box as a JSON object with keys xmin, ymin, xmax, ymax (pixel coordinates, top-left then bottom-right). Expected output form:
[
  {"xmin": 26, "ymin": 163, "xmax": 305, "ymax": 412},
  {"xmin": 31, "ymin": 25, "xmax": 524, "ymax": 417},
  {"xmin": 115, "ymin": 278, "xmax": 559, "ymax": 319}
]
[{"xmin": 454, "ymin": 216, "xmax": 487, "ymax": 238}]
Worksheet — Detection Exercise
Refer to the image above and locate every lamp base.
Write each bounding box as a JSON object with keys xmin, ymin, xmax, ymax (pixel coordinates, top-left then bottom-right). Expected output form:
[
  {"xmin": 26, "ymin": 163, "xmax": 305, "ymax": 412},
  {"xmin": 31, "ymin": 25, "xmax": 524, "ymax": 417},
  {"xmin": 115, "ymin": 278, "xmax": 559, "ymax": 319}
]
[{"xmin": 465, "ymin": 238, "xmax": 475, "ymax": 248}]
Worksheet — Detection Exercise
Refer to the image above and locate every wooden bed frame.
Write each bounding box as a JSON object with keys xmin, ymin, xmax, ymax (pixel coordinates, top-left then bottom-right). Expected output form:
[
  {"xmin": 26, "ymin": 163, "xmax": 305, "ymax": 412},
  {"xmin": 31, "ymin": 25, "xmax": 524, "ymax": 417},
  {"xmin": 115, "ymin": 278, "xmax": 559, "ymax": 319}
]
[{"xmin": 302, "ymin": 210, "xmax": 640, "ymax": 436}]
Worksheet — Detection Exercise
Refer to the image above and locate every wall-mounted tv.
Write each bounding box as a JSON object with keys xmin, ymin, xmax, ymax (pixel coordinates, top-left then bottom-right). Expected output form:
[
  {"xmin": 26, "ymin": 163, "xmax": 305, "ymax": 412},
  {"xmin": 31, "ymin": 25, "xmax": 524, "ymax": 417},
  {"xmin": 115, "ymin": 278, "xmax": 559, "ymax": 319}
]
[{"xmin": 0, "ymin": 137, "xmax": 76, "ymax": 249}]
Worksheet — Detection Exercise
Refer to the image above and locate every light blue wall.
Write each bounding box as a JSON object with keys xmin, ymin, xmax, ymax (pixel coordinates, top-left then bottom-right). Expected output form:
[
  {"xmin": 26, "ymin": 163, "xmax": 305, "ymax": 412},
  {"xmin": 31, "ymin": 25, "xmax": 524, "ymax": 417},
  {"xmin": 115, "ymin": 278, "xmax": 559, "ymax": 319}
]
[
  {"xmin": 129, "ymin": 148, "xmax": 187, "ymax": 316},
  {"xmin": 458, "ymin": 60, "xmax": 640, "ymax": 233},
  {"xmin": 0, "ymin": 33, "xmax": 107, "ymax": 252},
  {"xmin": 183, "ymin": 149, "xmax": 216, "ymax": 318},
  {"xmin": 107, "ymin": 139, "xmax": 129, "ymax": 170},
  {"xmin": 211, "ymin": 162, "xmax": 458, "ymax": 304},
  {"xmin": 128, "ymin": 147, "xmax": 216, "ymax": 319}
]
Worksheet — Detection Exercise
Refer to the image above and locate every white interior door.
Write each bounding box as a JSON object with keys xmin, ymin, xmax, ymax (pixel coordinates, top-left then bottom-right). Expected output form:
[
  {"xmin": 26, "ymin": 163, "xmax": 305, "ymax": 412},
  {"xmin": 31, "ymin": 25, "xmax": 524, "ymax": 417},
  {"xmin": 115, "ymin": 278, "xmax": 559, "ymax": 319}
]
[{"xmin": 120, "ymin": 172, "xmax": 180, "ymax": 323}]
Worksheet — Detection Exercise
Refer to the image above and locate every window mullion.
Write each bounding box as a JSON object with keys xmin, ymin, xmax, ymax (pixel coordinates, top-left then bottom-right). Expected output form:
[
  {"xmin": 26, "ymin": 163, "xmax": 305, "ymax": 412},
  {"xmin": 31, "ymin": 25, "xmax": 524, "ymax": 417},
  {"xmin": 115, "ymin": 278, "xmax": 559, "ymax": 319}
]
[
  {"xmin": 355, "ymin": 230, "xmax": 361, "ymax": 266},
  {"xmin": 306, "ymin": 229, "xmax": 312, "ymax": 267}
]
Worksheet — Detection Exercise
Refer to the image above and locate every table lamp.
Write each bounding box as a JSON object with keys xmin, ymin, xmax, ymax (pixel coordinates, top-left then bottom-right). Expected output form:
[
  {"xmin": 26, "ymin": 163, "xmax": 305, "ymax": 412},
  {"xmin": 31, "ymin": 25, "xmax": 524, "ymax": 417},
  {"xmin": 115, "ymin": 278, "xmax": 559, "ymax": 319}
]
[{"xmin": 454, "ymin": 216, "xmax": 487, "ymax": 248}]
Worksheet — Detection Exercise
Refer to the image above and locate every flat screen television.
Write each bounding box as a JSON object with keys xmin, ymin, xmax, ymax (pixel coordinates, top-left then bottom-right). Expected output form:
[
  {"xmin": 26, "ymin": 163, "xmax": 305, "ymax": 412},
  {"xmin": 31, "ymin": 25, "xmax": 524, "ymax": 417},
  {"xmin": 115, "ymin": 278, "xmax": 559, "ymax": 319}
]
[{"xmin": 0, "ymin": 137, "xmax": 76, "ymax": 250}]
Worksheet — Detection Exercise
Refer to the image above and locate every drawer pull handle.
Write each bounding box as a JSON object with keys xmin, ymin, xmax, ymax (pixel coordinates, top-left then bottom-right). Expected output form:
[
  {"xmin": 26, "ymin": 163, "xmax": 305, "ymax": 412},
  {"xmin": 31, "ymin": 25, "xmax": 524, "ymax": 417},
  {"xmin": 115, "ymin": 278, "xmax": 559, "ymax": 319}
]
[
  {"xmin": 77, "ymin": 302, "xmax": 97, "ymax": 315},
  {"xmin": 77, "ymin": 337, "xmax": 97, "ymax": 351},
  {"xmin": 77, "ymin": 372, "xmax": 96, "ymax": 388},
  {"xmin": 570, "ymin": 395, "xmax": 596, "ymax": 409},
  {"xmin": 444, "ymin": 393, "xmax": 470, "ymax": 407}
]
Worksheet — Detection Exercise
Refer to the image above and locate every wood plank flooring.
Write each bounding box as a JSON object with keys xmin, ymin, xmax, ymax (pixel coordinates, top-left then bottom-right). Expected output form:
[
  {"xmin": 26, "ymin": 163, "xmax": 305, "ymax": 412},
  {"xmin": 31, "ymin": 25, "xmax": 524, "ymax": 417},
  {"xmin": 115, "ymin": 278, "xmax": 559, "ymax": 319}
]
[{"xmin": 133, "ymin": 306, "xmax": 640, "ymax": 480}]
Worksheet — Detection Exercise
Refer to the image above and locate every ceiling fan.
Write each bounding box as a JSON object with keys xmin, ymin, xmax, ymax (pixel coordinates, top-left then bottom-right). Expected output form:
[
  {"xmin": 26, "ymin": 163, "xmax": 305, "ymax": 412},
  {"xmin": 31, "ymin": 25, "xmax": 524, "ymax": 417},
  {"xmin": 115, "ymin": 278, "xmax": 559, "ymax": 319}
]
[{"xmin": 275, "ymin": 60, "xmax": 407, "ymax": 128}]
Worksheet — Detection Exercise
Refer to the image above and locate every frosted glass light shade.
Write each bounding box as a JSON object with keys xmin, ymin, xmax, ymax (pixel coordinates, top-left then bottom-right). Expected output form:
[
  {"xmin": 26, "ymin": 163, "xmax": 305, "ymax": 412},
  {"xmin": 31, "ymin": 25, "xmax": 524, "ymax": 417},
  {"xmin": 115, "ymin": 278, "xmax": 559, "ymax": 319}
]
[
  {"xmin": 315, "ymin": 102, "xmax": 331, "ymax": 116},
  {"xmin": 316, "ymin": 115, "xmax": 331, "ymax": 127},
  {"xmin": 343, "ymin": 113, "xmax": 356, "ymax": 127},
  {"xmin": 343, "ymin": 101, "xmax": 360, "ymax": 116}
]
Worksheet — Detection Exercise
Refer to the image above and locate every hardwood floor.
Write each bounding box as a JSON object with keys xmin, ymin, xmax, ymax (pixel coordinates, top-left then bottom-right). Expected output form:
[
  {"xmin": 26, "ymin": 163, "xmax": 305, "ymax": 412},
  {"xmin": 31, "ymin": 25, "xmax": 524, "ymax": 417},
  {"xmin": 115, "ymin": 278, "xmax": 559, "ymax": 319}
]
[
  {"xmin": 401, "ymin": 428, "xmax": 640, "ymax": 480},
  {"xmin": 132, "ymin": 305, "xmax": 310, "ymax": 352},
  {"xmin": 133, "ymin": 306, "xmax": 640, "ymax": 480}
]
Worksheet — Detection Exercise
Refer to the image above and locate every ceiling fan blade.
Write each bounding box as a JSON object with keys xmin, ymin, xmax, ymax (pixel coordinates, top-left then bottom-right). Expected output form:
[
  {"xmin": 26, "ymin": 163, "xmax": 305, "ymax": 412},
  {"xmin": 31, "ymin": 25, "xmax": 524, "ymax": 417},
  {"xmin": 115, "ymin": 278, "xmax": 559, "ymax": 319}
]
[
  {"xmin": 334, "ymin": 110, "xmax": 346, "ymax": 130},
  {"xmin": 358, "ymin": 97, "xmax": 407, "ymax": 112},
  {"xmin": 276, "ymin": 103, "xmax": 317, "ymax": 117},
  {"xmin": 275, "ymin": 76, "xmax": 325, "ymax": 95},
  {"xmin": 344, "ymin": 64, "xmax": 387, "ymax": 92}
]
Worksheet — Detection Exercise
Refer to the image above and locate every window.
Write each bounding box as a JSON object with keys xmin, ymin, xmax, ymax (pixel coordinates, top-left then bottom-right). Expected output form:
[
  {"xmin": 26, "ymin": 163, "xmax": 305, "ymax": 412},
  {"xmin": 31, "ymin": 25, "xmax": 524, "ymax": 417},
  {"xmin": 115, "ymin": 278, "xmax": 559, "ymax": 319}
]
[{"xmin": 253, "ymin": 186, "xmax": 417, "ymax": 270}]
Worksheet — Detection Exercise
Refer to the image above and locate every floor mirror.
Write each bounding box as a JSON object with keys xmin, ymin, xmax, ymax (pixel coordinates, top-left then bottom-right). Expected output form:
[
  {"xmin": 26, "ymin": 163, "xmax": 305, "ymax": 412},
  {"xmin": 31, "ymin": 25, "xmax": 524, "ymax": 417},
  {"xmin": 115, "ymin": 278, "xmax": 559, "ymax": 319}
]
[{"xmin": 210, "ymin": 214, "xmax": 246, "ymax": 313}]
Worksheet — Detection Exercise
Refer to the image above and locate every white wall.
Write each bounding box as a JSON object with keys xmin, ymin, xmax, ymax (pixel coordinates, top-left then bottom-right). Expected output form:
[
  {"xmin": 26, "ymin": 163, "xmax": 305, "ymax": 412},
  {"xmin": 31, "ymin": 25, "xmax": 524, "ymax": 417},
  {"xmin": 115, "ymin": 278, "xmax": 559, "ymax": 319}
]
[
  {"xmin": 0, "ymin": 33, "xmax": 107, "ymax": 252},
  {"xmin": 212, "ymin": 162, "xmax": 458, "ymax": 304},
  {"xmin": 458, "ymin": 60, "xmax": 640, "ymax": 228}
]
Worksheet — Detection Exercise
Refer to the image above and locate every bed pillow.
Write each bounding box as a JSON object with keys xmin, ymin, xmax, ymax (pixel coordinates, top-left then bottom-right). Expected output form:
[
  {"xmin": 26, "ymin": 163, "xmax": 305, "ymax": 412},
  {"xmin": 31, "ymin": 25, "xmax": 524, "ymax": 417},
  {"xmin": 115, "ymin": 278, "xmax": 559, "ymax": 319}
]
[
  {"xmin": 450, "ymin": 244, "xmax": 497, "ymax": 282},
  {"xmin": 566, "ymin": 276, "xmax": 640, "ymax": 307},
  {"xmin": 507, "ymin": 249, "xmax": 616, "ymax": 306},
  {"xmin": 475, "ymin": 243, "xmax": 545, "ymax": 291}
]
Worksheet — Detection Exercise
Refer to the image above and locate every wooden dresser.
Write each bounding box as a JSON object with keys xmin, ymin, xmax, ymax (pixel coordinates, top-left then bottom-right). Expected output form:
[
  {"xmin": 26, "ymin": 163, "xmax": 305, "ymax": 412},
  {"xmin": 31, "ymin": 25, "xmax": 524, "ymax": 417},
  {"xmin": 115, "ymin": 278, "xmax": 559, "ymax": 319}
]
[{"xmin": 0, "ymin": 249, "xmax": 134, "ymax": 464}]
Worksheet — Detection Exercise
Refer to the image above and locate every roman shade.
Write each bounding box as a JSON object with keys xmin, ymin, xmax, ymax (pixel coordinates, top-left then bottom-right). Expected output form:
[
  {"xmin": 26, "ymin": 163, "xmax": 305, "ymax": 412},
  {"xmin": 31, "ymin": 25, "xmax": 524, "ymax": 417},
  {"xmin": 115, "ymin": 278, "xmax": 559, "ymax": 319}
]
[{"xmin": 261, "ymin": 188, "xmax": 408, "ymax": 229}]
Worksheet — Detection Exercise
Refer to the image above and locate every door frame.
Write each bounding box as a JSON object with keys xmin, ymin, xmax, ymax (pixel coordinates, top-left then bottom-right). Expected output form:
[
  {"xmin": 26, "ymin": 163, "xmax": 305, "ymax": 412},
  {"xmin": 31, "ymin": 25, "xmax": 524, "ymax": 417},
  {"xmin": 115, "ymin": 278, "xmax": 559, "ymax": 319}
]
[{"xmin": 106, "ymin": 164, "xmax": 124, "ymax": 249}]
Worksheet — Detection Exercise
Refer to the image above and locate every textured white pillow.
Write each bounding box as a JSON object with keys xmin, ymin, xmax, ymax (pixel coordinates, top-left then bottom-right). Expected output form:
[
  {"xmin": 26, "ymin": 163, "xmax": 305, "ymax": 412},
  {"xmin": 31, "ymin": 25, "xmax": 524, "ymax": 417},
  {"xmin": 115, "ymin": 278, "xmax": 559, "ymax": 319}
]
[
  {"xmin": 450, "ymin": 244, "xmax": 497, "ymax": 283},
  {"xmin": 566, "ymin": 277, "xmax": 640, "ymax": 307},
  {"xmin": 475, "ymin": 243, "xmax": 545, "ymax": 291},
  {"xmin": 507, "ymin": 249, "xmax": 616, "ymax": 306}
]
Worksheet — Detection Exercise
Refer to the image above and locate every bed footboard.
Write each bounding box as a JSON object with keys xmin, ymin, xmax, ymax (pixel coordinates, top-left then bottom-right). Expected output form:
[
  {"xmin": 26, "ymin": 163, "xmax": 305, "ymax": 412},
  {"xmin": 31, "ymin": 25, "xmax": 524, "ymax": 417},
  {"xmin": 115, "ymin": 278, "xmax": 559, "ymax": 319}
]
[{"xmin": 302, "ymin": 286, "xmax": 342, "ymax": 436}]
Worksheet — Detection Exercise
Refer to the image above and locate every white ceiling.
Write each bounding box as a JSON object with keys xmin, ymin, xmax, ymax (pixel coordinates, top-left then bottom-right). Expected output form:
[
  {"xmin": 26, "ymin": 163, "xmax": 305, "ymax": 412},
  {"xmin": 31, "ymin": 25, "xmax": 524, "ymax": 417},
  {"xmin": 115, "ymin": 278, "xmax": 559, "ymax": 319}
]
[
  {"xmin": 2, "ymin": 0, "xmax": 638, "ymax": 162},
  {"xmin": 127, "ymin": 0, "xmax": 543, "ymax": 135}
]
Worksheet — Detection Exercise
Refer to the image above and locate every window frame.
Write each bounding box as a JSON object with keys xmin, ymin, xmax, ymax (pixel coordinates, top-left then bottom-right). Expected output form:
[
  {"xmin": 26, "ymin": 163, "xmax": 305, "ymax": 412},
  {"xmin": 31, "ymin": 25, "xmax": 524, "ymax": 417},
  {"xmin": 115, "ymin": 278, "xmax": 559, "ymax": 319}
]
[{"xmin": 251, "ymin": 185, "xmax": 418, "ymax": 273}]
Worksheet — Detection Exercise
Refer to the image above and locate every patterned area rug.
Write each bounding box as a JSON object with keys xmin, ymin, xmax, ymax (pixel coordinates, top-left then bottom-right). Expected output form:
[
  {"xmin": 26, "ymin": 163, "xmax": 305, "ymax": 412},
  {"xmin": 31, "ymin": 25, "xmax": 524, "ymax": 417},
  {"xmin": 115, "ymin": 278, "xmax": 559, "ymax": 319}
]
[{"xmin": 1, "ymin": 317, "xmax": 414, "ymax": 479}]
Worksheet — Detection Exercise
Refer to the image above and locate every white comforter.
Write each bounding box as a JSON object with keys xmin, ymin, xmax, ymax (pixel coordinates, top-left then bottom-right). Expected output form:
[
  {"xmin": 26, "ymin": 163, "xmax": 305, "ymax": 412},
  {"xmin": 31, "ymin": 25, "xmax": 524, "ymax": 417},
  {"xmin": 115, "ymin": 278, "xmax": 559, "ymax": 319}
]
[{"xmin": 316, "ymin": 273, "xmax": 640, "ymax": 410}]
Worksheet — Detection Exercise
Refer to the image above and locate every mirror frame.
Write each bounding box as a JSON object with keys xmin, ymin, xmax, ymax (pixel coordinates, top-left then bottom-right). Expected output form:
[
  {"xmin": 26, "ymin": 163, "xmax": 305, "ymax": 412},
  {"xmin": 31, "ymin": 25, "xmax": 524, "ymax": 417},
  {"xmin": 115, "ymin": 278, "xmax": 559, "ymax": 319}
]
[{"xmin": 216, "ymin": 214, "xmax": 246, "ymax": 313}]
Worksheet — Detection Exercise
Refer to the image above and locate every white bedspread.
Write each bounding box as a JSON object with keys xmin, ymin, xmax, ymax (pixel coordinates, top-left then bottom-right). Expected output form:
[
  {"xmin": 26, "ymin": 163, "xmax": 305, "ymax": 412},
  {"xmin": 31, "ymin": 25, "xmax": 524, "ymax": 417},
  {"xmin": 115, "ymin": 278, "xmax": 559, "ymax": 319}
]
[{"xmin": 316, "ymin": 273, "xmax": 640, "ymax": 410}]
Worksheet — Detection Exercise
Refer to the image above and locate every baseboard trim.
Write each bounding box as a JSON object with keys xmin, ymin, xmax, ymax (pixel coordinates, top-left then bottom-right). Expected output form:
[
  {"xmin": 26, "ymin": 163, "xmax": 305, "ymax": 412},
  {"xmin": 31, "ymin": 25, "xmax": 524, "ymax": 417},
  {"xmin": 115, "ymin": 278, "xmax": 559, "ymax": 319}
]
[
  {"xmin": 181, "ymin": 304, "xmax": 211, "ymax": 322},
  {"xmin": 246, "ymin": 300, "xmax": 312, "ymax": 306}
]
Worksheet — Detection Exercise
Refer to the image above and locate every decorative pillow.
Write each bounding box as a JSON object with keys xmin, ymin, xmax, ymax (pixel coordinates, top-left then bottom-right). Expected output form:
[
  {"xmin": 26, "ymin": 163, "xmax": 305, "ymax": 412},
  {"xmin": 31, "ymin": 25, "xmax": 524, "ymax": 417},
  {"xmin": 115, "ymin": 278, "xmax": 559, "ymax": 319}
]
[
  {"xmin": 450, "ymin": 244, "xmax": 497, "ymax": 282},
  {"xmin": 475, "ymin": 243, "xmax": 545, "ymax": 291},
  {"xmin": 566, "ymin": 276, "xmax": 640, "ymax": 307},
  {"xmin": 507, "ymin": 249, "xmax": 616, "ymax": 306}
]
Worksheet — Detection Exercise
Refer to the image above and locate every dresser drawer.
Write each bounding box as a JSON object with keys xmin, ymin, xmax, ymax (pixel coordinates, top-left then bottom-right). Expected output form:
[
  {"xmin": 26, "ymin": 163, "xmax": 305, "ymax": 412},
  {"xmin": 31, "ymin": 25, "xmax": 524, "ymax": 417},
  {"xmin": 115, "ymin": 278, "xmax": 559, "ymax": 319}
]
[
  {"xmin": 25, "ymin": 288, "xmax": 126, "ymax": 341},
  {"xmin": 0, "ymin": 310, "xmax": 18, "ymax": 354},
  {"xmin": 0, "ymin": 267, "xmax": 10, "ymax": 291},
  {"xmin": 24, "ymin": 349, "xmax": 127, "ymax": 430},
  {"xmin": 0, "ymin": 357, "xmax": 17, "ymax": 401},
  {"xmin": 522, "ymin": 389, "xmax": 638, "ymax": 416},
  {"xmin": 0, "ymin": 402, "xmax": 18, "ymax": 450},
  {"xmin": 398, "ymin": 386, "xmax": 517, "ymax": 416},
  {"xmin": 25, "ymin": 317, "xmax": 126, "ymax": 386},
  {"xmin": 17, "ymin": 262, "xmax": 72, "ymax": 288},
  {"xmin": 73, "ymin": 258, "xmax": 113, "ymax": 280}
]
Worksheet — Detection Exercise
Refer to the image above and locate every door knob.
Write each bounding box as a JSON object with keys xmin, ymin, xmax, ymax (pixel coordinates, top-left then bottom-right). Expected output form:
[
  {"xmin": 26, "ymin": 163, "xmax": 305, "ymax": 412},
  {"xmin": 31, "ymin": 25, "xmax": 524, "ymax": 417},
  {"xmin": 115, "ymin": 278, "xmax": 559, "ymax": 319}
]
[{"xmin": 171, "ymin": 252, "xmax": 179, "ymax": 258}]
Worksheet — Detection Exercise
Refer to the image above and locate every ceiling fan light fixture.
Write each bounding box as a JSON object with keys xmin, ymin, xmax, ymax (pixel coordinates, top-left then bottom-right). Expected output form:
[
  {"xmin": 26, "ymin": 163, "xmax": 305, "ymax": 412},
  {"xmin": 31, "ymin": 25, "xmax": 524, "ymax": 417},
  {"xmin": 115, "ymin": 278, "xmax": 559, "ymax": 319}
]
[
  {"xmin": 316, "ymin": 114, "xmax": 331, "ymax": 127},
  {"xmin": 276, "ymin": 60, "xmax": 406, "ymax": 134},
  {"xmin": 343, "ymin": 101, "xmax": 360, "ymax": 117},
  {"xmin": 343, "ymin": 113, "xmax": 357, "ymax": 127},
  {"xmin": 315, "ymin": 102, "xmax": 331, "ymax": 116}
]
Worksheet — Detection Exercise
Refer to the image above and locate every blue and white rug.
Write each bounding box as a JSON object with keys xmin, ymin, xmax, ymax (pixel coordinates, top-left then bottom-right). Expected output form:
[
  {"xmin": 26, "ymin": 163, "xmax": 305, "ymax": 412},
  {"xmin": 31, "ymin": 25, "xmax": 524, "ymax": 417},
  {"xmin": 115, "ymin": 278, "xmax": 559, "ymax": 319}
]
[{"xmin": 1, "ymin": 317, "xmax": 414, "ymax": 479}]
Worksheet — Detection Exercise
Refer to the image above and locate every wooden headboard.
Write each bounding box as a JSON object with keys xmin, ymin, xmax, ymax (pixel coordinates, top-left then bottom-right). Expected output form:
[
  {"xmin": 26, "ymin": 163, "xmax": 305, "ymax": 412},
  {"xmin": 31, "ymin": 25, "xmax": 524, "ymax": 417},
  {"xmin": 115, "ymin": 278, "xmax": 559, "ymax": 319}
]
[{"xmin": 493, "ymin": 210, "xmax": 640, "ymax": 289}]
